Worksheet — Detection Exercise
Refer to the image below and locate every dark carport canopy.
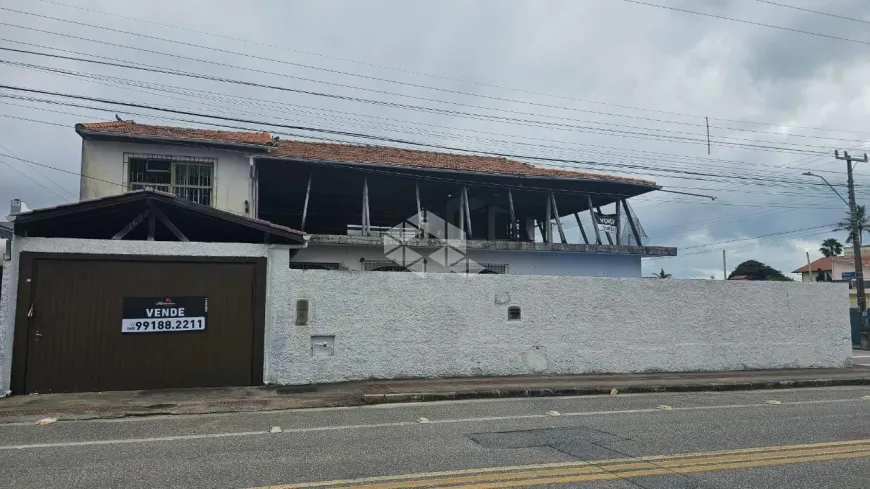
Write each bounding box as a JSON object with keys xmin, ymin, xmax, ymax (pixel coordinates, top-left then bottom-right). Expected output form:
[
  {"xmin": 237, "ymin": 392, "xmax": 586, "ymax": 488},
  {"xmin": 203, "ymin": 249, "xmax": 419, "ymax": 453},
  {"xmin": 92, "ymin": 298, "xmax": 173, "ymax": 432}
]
[{"xmin": 9, "ymin": 190, "xmax": 306, "ymax": 245}]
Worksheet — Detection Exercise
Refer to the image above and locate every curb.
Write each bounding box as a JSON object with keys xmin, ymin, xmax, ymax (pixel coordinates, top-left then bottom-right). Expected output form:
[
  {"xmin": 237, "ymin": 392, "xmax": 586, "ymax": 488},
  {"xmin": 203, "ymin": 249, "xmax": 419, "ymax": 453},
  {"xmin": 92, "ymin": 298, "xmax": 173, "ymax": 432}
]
[{"xmin": 361, "ymin": 377, "xmax": 870, "ymax": 405}]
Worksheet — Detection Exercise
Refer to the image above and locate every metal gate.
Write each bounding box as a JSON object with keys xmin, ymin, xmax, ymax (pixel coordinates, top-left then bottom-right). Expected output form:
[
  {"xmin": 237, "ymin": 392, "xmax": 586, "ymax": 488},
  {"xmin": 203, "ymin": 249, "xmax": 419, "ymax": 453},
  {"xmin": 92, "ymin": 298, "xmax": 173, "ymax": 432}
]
[{"xmin": 12, "ymin": 254, "xmax": 266, "ymax": 394}]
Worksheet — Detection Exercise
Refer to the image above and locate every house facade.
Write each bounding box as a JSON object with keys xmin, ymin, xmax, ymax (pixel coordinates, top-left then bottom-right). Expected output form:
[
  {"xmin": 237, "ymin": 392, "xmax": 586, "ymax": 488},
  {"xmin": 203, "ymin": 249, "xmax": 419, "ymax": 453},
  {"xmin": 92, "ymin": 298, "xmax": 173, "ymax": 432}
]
[
  {"xmin": 76, "ymin": 121, "xmax": 676, "ymax": 277},
  {"xmin": 0, "ymin": 122, "xmax": 853, "ymax": 395}
]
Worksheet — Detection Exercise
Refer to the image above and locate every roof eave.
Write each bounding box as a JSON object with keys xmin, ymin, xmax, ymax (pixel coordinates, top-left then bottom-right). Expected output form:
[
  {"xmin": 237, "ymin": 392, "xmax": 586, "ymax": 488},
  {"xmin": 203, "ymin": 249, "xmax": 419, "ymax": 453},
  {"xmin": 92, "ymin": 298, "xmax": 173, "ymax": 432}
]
[
  {"xmin": 256, "ymin": 154, "xmax": 660, "ymax": 192},
  {"xmin": 11, "ymin": 190, "xmax": 306, "ymax": 243},
  {"xmin": 75, "ymin": 126, "xmax": 276, "ymax": 153}
]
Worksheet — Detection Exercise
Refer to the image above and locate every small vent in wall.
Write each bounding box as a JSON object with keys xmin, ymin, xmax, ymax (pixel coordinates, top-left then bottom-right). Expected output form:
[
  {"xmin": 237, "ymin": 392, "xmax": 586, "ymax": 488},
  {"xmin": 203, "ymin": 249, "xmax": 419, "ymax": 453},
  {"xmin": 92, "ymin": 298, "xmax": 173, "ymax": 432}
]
[
  {"xmin": 508, "ymin": 306, "xmax": 522, "ymax": 321},
  {"xmin": 295, "ymin": 299, "xmax": 309, "ymax": 326}
]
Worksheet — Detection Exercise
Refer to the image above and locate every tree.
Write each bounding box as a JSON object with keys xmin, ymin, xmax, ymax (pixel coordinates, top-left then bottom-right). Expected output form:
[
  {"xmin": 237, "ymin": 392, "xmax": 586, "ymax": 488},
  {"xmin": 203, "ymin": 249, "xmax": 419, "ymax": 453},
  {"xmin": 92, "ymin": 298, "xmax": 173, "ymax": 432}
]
[
  {"xmin": 834, "ymin": 204, "xmax": 870, "ymax": 245},
  {"xmin": 728, "ymin": 260, "xmax": 793, "ymax": 281},
  {"xmin": 652, "ymin": 268, "xmax": 672, "ymax": 279},
  {"xmin": 819, "ymin": 238, "xmax": 844, "ymax": 257}
]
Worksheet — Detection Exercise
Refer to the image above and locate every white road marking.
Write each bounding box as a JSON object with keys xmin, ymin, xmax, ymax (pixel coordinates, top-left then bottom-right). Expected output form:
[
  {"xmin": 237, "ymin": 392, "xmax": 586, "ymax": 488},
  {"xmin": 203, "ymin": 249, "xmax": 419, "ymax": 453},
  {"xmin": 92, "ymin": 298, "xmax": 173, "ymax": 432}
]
[{"xmin": 0, "ymin": 397, "xmax": 865, "ymax": 451}]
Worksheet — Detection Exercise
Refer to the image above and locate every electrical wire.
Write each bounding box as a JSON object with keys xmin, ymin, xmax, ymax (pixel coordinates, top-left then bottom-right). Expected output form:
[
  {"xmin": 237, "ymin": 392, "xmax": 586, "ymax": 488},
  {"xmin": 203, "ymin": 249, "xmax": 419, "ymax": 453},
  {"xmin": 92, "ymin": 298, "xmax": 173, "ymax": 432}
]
[
  {"xmin": 1, "ymin": 85, "xmax": 855, "ymax": 196},
  {"xmin": 624, "ymin": 0, "xmax": 870, "ymax": 47},
  {"xmin": 754, "ymin": 0, "xmax": 870, "ymax": 27},
  {"xmin": 0, "ymin": 141, "xmax": 76, "ymax": 199},
  {"xmin": 32, "ymin": 0, "xmax": 870, "ymax": 138}
]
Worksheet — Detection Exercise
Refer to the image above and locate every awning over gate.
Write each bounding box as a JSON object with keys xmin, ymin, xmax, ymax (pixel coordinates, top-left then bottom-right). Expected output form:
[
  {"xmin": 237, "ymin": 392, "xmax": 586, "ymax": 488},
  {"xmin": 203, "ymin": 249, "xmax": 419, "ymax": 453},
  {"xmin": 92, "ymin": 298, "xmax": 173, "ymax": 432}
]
[{"xmin": 8, "ymin": 190, "xmax": 307, "ymax": 245}]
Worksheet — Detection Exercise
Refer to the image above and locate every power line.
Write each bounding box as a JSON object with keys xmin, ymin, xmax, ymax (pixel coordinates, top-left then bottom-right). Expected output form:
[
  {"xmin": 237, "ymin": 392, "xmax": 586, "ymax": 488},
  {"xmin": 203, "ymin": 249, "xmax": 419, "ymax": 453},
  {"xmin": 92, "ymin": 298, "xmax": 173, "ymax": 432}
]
[
  {"xmin": 7, "ymin": 49, "xmax": 858, "ymax": 167},
  {"xmin": 1, "ymin": 12, "xmax": 866, "ymax": 147},
  {"xmin": 754, "ymin": 0, "xmax": 870, "ymax": 26},
  {"xmin": 624, "ymin": 0, "xmax": 870, "ymax": 47},
  {"xmin": 3, "ymin": 84, "xmax": 856, "ymax": 196},
  {"xmin": 0, "ymin": 48, "xmax": 833, "ymax": 155},
  {"xmin": 0, "ymin": 155, "xmax": 67, "ymax": 201},
  {"xmin": 33, "ymin": 0, "xmax": 870, "ymax": 138},
  {"xmin": 646, "ymin": 223, "xmax": 837, "ymax": 258},
  {"xmin": 0, "ymin": 141, "xmax": 76, "ymax": 199},
  {"xmin": 8, "ymin": 94, "xmax": 859, "ymax": 207}
]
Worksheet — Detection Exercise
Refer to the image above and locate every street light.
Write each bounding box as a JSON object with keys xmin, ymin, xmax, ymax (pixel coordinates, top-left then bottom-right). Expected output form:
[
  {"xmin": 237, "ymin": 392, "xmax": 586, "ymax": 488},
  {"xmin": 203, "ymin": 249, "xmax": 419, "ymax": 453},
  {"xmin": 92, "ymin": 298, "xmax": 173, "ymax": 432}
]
[{"xmin": 802, "ymin": 172, "xmax": 850, "ymax": 207}]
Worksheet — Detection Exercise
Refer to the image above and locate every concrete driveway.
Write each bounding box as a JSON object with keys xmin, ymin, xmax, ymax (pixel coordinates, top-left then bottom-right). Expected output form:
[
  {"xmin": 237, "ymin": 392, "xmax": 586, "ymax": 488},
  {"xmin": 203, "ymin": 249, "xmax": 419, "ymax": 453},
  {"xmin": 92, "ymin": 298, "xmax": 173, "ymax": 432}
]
[{"xmin": 854, "ymin": 348, "xmax": 870, "ymax": 366}]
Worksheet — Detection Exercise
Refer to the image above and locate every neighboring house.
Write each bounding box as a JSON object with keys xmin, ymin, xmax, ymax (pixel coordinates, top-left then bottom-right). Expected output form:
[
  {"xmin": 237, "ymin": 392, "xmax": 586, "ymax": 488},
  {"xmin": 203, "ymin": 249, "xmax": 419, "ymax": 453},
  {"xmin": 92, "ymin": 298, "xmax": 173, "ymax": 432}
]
[
  {"xmin": 75, "ymin": 121, "xmax": 677, "ymax": 277},
  {"xmin": 792, "ymin": 256, "xmax": 870, "ymax": 283},
  {"xmin": 728, "ymin": 275, "xmax": 749, "ymax": 281}
]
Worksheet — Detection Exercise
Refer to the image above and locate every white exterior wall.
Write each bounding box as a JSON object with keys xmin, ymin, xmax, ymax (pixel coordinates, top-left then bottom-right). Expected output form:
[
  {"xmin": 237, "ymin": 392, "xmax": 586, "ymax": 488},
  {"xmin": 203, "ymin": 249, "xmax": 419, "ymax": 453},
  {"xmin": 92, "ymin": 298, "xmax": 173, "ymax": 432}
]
[
  {"xmin": 267, "ymin": 257, "xmax": 852, "ymax": 385},
  {"xmin": 80, "ymin": 140, "xmax": 252, "ymax": 215},
  {"xmin": 0, "ymin": 237, "xmax": 276, "ymax": 395},
  {"xmin": 831, "ymin": 260, "xmax": 870, "ymax": 280},
  {"xmin": 0, "ymin": 259, "xmax": 11, "ymax": 395},
  {"xmin": 292, "ymin": 244, "xmax": 641, "ymax": 277},
  {"xmin": 0, "ymin": 238, "xmax": 853, "ymax": 393}
]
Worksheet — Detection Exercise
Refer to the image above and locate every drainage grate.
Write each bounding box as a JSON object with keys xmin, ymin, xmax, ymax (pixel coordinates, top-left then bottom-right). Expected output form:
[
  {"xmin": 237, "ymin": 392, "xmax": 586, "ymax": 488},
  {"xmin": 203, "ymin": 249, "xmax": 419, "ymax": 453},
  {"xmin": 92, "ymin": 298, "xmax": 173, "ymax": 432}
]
[{"xmin": 144, "ymin": 403, "xmax": 178, "ymax": 409}]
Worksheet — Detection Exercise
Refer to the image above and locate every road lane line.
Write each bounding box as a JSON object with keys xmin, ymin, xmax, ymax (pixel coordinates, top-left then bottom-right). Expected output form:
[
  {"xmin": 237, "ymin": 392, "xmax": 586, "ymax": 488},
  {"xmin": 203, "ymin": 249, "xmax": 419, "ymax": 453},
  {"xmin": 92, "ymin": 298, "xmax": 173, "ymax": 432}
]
[
  {"xmin": 439, "ymin": 450, "xmax": 870, "ymax": 489},
  {"xmin": 0, "ymin": 430, "xmax": 269, "ymax": 450},
  {"xmin": 251, "ymin": 439, "xmax": 870, "ymax": 489},
  {"xmin": 261, "ymin": 443, "xmax": 870, "ymax": 489},
  {"xmin": 1, "ymin": 397, "xmax": 864, "ymax": 450}
]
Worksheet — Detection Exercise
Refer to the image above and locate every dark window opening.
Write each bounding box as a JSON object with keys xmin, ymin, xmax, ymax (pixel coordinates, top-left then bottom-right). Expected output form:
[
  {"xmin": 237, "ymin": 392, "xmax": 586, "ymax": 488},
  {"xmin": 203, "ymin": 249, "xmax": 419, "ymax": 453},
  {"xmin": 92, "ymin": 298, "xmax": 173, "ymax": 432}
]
[
  {"xmin": 126, "ymin": 153, "xmax": 214, "ymax": 206},
  {"xmin": 289, "ymin": 262, "xmax": 341, "ymax": 270},
  {"xmin": 508, "ymin": 306, "xmax": 521, "ymax": 321}
]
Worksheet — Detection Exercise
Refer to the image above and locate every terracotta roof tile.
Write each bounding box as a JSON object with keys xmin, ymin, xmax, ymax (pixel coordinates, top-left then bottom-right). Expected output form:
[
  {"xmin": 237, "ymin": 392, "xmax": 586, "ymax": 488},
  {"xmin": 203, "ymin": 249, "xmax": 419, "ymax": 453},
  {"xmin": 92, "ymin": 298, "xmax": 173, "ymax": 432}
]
[
  {"xmin": 75, "ymin": 121, "xmax": 656, "ymax": 185},
  {"xmin": 792, "ymin": 255, "xmax": 870, "ymax": 273},
  {"xmin": 271, "ymin": 139, "xmax": 656, "ymax": 186},
  {"xmin": 76, "ymin": 121, "xmax": 272, "ymax": 146}
]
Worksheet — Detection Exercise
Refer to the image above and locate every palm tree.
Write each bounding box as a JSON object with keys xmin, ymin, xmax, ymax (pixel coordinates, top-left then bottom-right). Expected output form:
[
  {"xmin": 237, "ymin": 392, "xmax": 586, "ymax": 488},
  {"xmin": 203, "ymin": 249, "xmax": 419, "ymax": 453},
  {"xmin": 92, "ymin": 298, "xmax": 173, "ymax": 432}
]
[
  {"xmin": 653, "ymin": 268, "xmax": 672, "ymax": 279},
  {"xmin": 835, "ymin": 205, "xmax": 870, "ymax": 245},
  {"xmin": 819, "ymin": 238, "xmax": 844, "ymax": 257}
]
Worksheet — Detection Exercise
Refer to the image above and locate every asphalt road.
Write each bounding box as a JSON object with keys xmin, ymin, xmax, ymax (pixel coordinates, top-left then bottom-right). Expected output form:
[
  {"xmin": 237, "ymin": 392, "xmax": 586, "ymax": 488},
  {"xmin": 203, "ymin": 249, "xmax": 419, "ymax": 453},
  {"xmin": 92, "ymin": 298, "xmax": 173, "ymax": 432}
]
[{"xmin": 2, "ymin": 386, "xmax": 870, "ymax": 488}]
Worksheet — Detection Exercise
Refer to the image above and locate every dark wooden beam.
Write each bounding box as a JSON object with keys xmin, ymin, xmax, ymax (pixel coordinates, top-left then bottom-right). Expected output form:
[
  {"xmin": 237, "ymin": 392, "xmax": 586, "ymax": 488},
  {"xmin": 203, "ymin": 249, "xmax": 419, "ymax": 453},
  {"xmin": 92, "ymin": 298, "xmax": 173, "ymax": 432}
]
[
  {"xmin": 112, "ymin": 208, "xmax": 149, "ymax": 240},
  {"xmin": 574, "ymin": 213, "xmax": 589, "ymax": 245},
  {"xmin": 300, "ymin": 172, "xmax": 312, "ymax": 230},
  {"xmin": 615, "ymin": 200, "xmax": 622, "ymax": 245},
  {"xmin": 587, "ymin": 194, "xmax": 601, "ymax": 245},
  {"xmin": 152, "ymin": 205, "xmax": 189, "ymax": 242},
  {"xmin": 550, "ymin": 192, "xmax": 566, "ymax": 244}
]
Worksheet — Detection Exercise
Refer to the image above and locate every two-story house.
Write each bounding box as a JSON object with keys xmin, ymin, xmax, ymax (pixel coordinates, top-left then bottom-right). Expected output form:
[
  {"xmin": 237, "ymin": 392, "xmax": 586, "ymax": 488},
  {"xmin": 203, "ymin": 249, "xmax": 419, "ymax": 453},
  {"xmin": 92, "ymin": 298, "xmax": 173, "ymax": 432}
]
[{"xmin": 76, "ymin": 120, "xmax": 676, "ymax": 276}]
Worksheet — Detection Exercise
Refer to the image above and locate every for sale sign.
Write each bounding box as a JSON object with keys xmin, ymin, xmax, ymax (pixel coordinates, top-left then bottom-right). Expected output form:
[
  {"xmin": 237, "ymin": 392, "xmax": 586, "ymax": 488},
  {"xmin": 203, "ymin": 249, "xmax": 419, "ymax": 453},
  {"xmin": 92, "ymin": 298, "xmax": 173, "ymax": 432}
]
[{"xmin": 121, "ymin": 296, "xmax": 208, "ymax": 333}]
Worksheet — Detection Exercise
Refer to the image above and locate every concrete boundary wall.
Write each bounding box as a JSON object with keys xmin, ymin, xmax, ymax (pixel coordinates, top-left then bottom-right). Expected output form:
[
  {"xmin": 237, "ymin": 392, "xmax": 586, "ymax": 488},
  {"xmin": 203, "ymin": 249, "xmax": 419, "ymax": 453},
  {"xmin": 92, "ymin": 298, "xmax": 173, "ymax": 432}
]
[{"xmin": 267, "ymin": 258, "xmax": 853, "ymax": 385}]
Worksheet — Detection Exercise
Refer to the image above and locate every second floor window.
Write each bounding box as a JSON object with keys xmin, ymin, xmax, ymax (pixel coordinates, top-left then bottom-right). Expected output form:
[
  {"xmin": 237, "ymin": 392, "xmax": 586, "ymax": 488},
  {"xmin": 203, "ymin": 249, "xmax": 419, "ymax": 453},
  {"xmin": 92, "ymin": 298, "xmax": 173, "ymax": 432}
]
[{"xmin": 126, "ymin": 154, "xmax": 215, "ymax": 206}]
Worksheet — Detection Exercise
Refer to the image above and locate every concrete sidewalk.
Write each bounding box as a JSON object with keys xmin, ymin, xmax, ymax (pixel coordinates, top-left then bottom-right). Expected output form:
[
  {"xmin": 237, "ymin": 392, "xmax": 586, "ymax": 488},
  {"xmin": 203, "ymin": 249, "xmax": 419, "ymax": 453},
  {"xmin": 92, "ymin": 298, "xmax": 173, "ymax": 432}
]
[{"xmin": 2, "ymin": 366, "xmax": 870, "ymax": 423}]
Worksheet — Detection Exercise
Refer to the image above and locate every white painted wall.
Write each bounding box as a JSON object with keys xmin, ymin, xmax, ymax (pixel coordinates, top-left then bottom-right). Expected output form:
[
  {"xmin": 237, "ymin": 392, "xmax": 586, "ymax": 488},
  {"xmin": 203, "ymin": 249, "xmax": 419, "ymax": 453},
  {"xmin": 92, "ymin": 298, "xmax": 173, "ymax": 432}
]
[
  {"xmin": 292, "ymin": 244, "xmax": 641, "ymax": 277},
  {"xmin": 80, "ymin": 139, "xmax": 252, "ymax": 215},
  {"xmin": 0, "ymin": 260, "xmax": 10, "ymax": 396},
  {"xmin": 267, "ymin": 256, "xmax": 853, "ymax": 385},
  {"xmin": 0, "ymin": 238, "xmax": 853, "ymax": 393},
  {"xmin": 0, "ymin": 237, "xmax": 277, "ymax": 395}
]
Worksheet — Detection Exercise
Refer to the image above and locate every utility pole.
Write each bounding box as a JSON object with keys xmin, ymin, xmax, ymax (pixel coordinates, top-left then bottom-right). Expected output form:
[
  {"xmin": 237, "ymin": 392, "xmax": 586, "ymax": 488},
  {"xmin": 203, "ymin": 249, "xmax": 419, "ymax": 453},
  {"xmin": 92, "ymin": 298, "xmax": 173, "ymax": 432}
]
[
  {"xmin": 835, "ymin": 150, "xmax": 869, "ymax": 348},
  {"xmin": 722, "ymin": 249, "xmax": 726, "ymax": 280},
  {"xmin": 806, "ymin": 250, "xmax": 813, "ymax": 283}
]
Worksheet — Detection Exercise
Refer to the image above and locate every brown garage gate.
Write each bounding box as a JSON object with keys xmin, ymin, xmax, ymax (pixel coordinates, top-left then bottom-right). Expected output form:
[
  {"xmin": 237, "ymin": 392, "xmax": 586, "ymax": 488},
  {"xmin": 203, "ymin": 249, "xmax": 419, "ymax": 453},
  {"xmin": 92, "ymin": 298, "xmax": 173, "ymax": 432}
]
[{"xmin": 12, "ymin": 254, "xmax": 266, "ymax": 394}]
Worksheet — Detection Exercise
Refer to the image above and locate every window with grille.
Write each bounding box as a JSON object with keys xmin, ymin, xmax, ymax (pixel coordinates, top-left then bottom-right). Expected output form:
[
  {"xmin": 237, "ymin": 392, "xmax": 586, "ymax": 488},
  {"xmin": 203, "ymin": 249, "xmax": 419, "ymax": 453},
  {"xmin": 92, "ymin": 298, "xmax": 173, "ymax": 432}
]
[{"xmin": 126, "ymin": 153, "xmax": 215, "ymax": 206}]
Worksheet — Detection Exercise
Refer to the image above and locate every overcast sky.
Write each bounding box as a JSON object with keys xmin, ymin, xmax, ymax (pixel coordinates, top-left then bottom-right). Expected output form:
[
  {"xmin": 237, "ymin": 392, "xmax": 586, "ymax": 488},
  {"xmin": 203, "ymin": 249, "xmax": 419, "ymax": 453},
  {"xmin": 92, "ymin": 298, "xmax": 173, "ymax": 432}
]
[{"xmin": 1, "ymin": 0, "xmax": 870, "ymax": 278}]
